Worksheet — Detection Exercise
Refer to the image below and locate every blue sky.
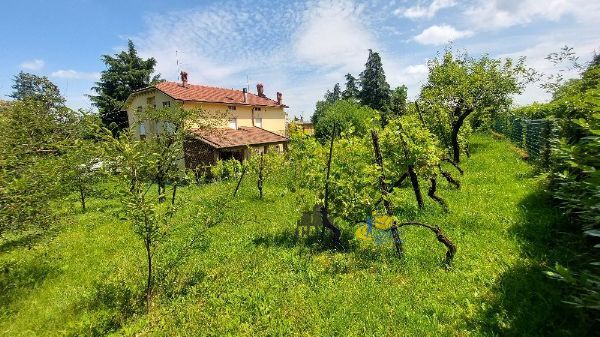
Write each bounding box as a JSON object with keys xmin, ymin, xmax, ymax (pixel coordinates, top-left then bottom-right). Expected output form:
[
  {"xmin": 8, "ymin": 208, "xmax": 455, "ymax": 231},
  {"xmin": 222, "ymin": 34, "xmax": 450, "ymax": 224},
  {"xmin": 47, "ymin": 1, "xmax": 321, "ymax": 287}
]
[{"xmin": 1, "ymin": 0, "xmax": 598, "ymax": 118}]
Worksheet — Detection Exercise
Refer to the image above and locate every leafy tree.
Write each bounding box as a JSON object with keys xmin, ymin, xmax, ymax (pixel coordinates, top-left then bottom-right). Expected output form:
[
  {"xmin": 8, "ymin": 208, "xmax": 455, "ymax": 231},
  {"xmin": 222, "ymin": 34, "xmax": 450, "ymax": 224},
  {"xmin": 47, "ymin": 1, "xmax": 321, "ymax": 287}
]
[
  {"xmin": 106, "ymin": 104, "xmax": 213, "ymax": 309},
  {"xmin": 136, "ymin": 104, "xmax": 204, "ymax": 203},
  {"xmin": 311, "ymin": 83, "xmax": 343, "ymax": 131},
  {"xmin": 359, "ymin": 49, "xmax": 391, "ymax": 113},
  {"xmin": 90, "ymin": 40, "xmax": 161, "ymax": 132},
  {"xmin": 61, "ymin": 113, "xmax": 107, "ymax": 212},
  {"xmin": 10, "ymin": 71, "xmax": 65, "ymax": 108},
  {"xmin": 383, "ymin": 85, "xmax": 408, "ymax": 123},
  {"xmin": 0, "ymin": 99, "xmax": 78, "ymax": 236},
  {"xmin": 380, "ymin": 115, "xmax": 448, "ymax": 209},
  {"xmin": 313, "ymin": 100, "xmax": 378, "ymax": 142},
  {"xmin": 342, "ymin": 73, "xmax": 360, "ymax": 100},
  {"xmin": 419, "ymin": 49, "xmax": 531, "ymax": 163}
]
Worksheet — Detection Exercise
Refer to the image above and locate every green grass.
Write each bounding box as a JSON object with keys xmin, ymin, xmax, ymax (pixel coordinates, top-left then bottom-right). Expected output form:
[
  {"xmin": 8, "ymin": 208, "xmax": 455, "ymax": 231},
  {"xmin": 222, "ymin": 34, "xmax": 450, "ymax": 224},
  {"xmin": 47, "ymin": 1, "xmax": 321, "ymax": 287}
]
[{"xmin": 0, "ymin": 133, "xmax": 592, "ymax": 336}]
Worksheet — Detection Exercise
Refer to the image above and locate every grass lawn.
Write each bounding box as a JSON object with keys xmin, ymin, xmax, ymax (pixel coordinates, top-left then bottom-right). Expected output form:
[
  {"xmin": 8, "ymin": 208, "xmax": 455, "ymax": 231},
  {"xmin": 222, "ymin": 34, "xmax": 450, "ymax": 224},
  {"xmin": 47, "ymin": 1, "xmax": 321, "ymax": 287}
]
[{"xmin": 0, "ymin": 133, "xmax": 592, "ymax": 336}]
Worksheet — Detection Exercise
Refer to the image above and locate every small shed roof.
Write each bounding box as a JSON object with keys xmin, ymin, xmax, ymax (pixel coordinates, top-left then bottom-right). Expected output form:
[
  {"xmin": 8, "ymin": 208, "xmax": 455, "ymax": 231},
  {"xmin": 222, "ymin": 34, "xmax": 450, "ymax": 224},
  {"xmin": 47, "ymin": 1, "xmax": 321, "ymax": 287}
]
[{"xmin": 188, "ymin": 126, "xmax": 288, "ymax": 149}]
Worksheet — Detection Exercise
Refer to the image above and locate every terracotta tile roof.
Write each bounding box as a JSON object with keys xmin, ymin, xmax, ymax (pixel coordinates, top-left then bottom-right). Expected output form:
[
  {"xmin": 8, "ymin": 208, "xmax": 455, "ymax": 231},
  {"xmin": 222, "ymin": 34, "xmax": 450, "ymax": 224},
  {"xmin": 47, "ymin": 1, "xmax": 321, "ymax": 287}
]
[
  {"xmin": 149, "ymin": 81, "xmax": 286, "ymax": 107},
  {"xmin": 188, "ymin": 126, "xmax": 289, "ymax": 149}
]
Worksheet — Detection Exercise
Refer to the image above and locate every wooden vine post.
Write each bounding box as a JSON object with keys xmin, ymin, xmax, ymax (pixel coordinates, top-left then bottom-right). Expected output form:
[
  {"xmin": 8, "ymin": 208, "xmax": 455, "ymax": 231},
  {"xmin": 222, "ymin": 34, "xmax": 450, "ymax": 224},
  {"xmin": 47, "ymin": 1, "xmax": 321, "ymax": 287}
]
[
  {"xmin": 257, "ymin": 152, "xmax": 264, "ymax": 199},
  {"xmin": 321, "ymin": 125, "xmax": 341, "ymax": 245},
  {"xmin": 371, "ymin": 130, "xmax": 403, "ymax": 256},
  {"xmin": 233, "ymin": 164, "xmax": 247, "ymax": 197}
]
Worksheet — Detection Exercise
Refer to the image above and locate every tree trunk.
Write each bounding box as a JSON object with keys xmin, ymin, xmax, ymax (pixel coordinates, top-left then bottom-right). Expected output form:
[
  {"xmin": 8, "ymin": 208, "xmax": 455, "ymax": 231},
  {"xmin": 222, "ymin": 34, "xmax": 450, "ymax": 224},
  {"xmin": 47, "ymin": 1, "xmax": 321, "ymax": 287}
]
[
  {"xmin": 157, "ymin": 180, "xmax": 167, "ymax": 203},
  {"xmin": 439, "ymin": 166, "xmax": 460, "ymax": 189},
  {"xmin": 79, "ymin": 185, "xmax": 86, "ymax": 213},
  {"xmin": 257, "ymin": 153, "xmax": 264, "ymax": 199},
  {"xmin": 392, "ymin": 172, "xmax": 408, "ymax": 189},
  {"xmin": 427, "ymin": 178, "xmax": 448, "ymax": 211},
  {"xmin": 407, "ymin": 165, "xmax": 424, "ymax": 209},
  {"xmin": 443, "ymin": 158, "xmax": 464, "ymax": 175},
  {"xmin": 371, "ymin": 130, "xmax": 393, "ymax": 215},
  {"xmin": 414, "ymin": 101, "xmax": 425, "ymax": 126},
  {"xmin": 396, "ymin": 221, "xmax": 457, "ymax": 267},
  {"xmin": 171, "ymin": 183, "xmax": 177, "ymax": 205},
  {"xmin": 145, "ymin": 241, "xmax": 152, "ymax": 312},
  {"xmin": 233, "ymin": 165, "xmax": 247, "ymax": 197},
  {"xmin": 144, "ymin": 214, "xmax": 153, "ymax": 312},
  {"xmin": 450, "ymin": 107, "xmax": 472, "ymax": 163},
  {"xmin": 371, "ymin": 130, "xmax": 403, "ymax": 256},
  {"xmin": 322, "ymin": 127, "xmax": 341, "ymax": 245}
]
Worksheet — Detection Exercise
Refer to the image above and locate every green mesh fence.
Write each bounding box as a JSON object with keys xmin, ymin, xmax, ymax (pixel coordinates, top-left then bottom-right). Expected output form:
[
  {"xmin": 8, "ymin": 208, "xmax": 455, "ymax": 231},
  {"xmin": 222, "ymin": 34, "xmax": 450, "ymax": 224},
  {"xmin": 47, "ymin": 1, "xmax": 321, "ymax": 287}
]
[{"xmin": 493, "ymin": 117, "xmax": 555, "ymax": 167}]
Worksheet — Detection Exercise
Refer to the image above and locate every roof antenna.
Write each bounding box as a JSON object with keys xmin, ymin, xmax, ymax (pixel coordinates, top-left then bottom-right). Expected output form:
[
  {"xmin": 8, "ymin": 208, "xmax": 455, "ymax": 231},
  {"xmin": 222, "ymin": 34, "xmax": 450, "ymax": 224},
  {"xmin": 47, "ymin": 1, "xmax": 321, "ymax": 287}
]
[
  {"xmin": 176, "ymin": 50, "xmax": 180, "ymax": 80},
  {"xmin": 246, "ymin": 74, "xmax": 250, "ymax": 92}
]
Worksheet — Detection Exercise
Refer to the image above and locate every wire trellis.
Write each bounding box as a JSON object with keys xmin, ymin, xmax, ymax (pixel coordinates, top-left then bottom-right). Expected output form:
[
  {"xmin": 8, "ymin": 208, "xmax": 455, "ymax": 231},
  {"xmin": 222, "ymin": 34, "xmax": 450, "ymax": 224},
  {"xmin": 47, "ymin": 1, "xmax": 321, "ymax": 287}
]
[{"xmin": 493, "ymin": 116, "xmax": 556, "ymax": 168}]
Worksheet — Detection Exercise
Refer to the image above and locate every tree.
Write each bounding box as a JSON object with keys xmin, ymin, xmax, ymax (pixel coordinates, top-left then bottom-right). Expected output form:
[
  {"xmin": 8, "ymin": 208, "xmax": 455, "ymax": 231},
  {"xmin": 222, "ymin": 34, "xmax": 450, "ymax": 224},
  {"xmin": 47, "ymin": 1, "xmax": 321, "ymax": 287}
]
[
  {"xmin": 0, "ymin": 99, "xmax": 78, "ymax": 236},
  {"xmin": 383, "ymin": 85, "xmax": 408, "ymax": 123},
  {"xmin": 342, "ymin": 73, "xmax": 360, "ymax": 100},
  {"xmin": 359, "ymin": 49, "xmax": 391, "ymax": 113},
  {"xmin": 62, "ymin": 113, "xmax": 107, "ymax": 212},
  {"xmin": 311, "ymin": 83, "xmax": 343, "ymax": 130},
  {"xmin": 90, "ymin": 40, "xmax": 161, "ymax": 132},
  {"xmin": 313, "ymin": 100, "xmax": 378, "ymax": 142},
  {"xmin": 419, "ymin": 49, "xmax": 531, "ymax": 163},
  {"xmin": 106, "ymin": 104, "xmax": 212, "ymax": 310},
  {"xmin": 10, "ymin": 72, "xmax": 65, "ymax": 108}
]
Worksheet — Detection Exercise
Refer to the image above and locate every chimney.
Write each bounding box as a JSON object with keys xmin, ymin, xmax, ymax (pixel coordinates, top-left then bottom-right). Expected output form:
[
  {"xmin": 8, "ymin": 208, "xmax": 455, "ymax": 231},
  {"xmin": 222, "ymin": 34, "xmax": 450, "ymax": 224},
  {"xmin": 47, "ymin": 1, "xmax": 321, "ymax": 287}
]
[
  {"xmin": 276, "ymin": 92, "xmax": 282, "ymax": 105},
  {"xmin": 256, "ymin": 83, "xmax": 265, "ymax": 97},
  {"xmin": 180, "ymin": 71, "xmax": 188, "ymax": 87},
  {"xmin": 242, "ymin": 87, "xmax": 248, "ymax": 103}
]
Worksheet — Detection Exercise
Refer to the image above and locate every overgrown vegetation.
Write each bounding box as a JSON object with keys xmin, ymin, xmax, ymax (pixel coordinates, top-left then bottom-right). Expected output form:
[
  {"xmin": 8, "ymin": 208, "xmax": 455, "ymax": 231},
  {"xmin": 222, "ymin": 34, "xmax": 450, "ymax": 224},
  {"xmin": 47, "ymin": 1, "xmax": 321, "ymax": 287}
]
[
  {"xmin": 499, "ymin": 48, "xmax": 600, "ymax": 313},
  {"xmin": 1, "ymin": 44, "xmax": 598, "ymax": 335}
]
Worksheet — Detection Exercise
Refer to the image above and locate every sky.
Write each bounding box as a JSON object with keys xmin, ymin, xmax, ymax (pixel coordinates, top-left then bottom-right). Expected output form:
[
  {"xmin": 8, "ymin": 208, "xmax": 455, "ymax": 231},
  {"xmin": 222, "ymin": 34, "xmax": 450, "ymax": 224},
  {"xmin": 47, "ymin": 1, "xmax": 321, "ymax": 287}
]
[{"xmin": 1, "ymin": 0, "xmax": 599, "ymax": 119}]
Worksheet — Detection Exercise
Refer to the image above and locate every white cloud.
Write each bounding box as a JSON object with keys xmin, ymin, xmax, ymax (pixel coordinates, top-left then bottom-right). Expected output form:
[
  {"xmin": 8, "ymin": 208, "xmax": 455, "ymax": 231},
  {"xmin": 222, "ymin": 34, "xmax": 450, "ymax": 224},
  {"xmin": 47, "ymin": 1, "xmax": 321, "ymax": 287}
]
[
  {"xmin": 130, "ymin": 0, "xmax": 378, "ymax": 117},
  {"xmin": 20, "ymin": 59, "xmax": 45, "ymax": 70},
  {"xmin": 294, "ymin": 0, "xmax": 376, "ymax": 72},
  {"xmin": 395, "ymin": 0, "xmax": 456, "ymax": 19},
  {"xmin": 414, "ymin": 25, "xmax": 473, "ymax": 45},
  {"xmin": 466, "ymin": 0, "xmax": 600, "ymax": 30},
  {"xmin": 498, "ymin": 36, "xmax": 599, "ymax": 106},
  {"xmin": 51, "ymin": 70, "xmax": 100, "ymax": 80}
]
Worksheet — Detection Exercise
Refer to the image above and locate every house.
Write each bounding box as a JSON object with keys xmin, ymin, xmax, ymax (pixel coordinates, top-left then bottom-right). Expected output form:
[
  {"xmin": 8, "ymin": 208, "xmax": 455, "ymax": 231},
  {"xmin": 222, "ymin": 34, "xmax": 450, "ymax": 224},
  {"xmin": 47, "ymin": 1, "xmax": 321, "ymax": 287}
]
[
  {"xmin": 289, "ymin": 117, "xmax": 314, "ymax": 135},
  {"xmin": 123, "ymin": 72, "xmax": 289, "ymax": 169}
]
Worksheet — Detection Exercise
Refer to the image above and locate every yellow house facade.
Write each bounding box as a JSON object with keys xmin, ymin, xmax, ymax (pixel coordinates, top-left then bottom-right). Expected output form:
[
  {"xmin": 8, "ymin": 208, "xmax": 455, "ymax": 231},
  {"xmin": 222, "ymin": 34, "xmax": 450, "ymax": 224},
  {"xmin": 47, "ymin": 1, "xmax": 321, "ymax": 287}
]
[
  {"xmin": 124, "ymin": 81, "xmax": 287, "ymax": 138},
  {"xmin": 122, "ymin": 74, "xmax": 289, "ymax": 169}
]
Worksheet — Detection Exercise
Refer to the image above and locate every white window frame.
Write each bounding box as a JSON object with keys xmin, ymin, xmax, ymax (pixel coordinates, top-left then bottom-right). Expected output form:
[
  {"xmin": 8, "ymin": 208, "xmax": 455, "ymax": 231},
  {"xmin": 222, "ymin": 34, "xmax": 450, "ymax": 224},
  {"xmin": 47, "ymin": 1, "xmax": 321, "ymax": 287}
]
[
  {"xmin": 139, "ymin": 122, "xmax": 146, "ymax": 139},
  {"xmin": 228, "ymin": 118, "xmax": 237, "ymax": 129},
  {"xmin": 254, "ymin": 117, "xmax": 262, "ymax": 128}
]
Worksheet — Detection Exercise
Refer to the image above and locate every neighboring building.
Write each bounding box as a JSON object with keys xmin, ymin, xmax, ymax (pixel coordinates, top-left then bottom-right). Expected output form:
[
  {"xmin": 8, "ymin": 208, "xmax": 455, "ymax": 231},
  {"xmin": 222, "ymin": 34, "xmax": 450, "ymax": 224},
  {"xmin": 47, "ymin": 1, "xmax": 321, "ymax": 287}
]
[
  {"xmin": 289, "ymin": 117, "xmax": 314, "ymax": 136},
  {"xmin": 123, "ymin": 72, "xmax": 289, "ymax": 169}
]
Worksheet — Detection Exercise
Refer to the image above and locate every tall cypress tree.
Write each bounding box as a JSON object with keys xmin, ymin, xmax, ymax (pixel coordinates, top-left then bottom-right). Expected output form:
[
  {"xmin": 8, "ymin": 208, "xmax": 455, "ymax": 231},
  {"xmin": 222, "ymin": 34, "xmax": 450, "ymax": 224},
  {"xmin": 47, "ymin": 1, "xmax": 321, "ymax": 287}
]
[
  {"xmin": 359, "ymin": 49, "xmax": 390, "ymax": 112},
  {"xmin": 90, "ymin": 40, "xmax": 161, "ymax": 132},
  {"xmin": 342, "ymin": 73, "xmax": 359, "ymax": 100},
  {"xmin": 324, "ymin": 83, "xmax": 341, "ymax": 103}
]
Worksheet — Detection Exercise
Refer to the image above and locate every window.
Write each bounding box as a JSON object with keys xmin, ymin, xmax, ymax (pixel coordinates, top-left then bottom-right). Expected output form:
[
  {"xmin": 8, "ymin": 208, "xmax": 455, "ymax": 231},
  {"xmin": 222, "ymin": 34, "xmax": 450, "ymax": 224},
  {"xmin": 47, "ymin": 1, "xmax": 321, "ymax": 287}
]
[
  {"xmin": 164, "ymin": 122, "xmax": 175, "ymax": 135},
  {"xmin": 254, "ymin": 117, "xmax": 262, "ymax": 128},
  {"xmin": 228, "ymin": 118, "xmax": 237, "ymax": 129},
  {"xmin": 162, "ymin": 101, "xmax": 171, "ymax": 108},
  {"xmin": 146, "ymin": 96, "xmax": 156, "ymax": 108},
  {"xmin": 253, "ymin": 107, "xmax": 261, "ymax": 111},
  {"xmin": 228, "ymin": 105, "xmax": 236, "ymax": 110},
  {"xmin": 136, "ymin": 106, "xmax": 142, "ymax": 113},
  {"xmin": 139, "ymin": 122, "xmax": 146, "ymax": 140}
]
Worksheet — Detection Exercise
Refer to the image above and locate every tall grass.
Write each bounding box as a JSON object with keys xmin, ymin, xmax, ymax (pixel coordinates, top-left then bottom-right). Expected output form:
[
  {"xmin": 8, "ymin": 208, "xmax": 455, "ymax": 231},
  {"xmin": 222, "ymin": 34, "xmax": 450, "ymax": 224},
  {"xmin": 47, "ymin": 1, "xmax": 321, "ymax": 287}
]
[{"xmin": 0, "ymin": 134, "xmax": 592, "ymax": 336}]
